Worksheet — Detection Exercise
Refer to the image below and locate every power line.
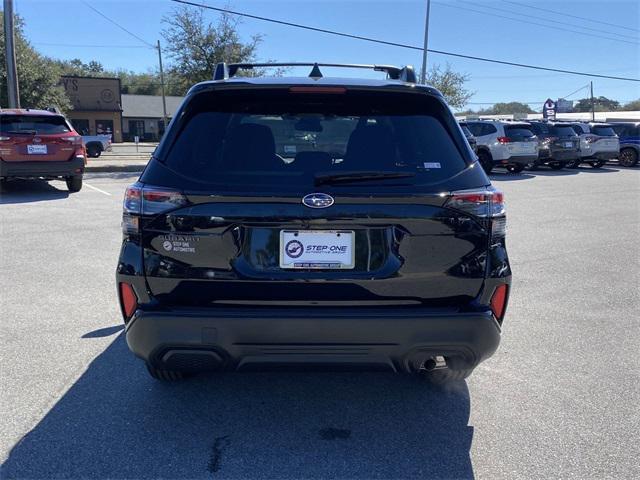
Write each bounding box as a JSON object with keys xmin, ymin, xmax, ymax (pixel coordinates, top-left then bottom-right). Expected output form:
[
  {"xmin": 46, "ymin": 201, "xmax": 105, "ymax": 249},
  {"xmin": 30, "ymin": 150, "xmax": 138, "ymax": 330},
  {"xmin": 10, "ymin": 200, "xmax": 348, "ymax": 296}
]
[
  {"xmin": 36, "ymin": 42, "xmax": 151, "ymax": 49},
  {"xmin": 503, "ymin": 0, "xmax": 640, "ymax": 33},
  {"xmin": 80, "ymin": 1, "xmax": 155, "ymax": 48},
  {"xmin": 170, "ymin": 0, "xmax": 640, "ymax": 82},
  {"xmin": 493, "ymin": 0, "xmax": 639, "ymax": 40},
  {"xmin": 561, "ymin": 85, "xmax": 590, "ymax": 100},
  {"xmin": 440, "ymin": 0, "xmax": 637, "ymax": 45}
]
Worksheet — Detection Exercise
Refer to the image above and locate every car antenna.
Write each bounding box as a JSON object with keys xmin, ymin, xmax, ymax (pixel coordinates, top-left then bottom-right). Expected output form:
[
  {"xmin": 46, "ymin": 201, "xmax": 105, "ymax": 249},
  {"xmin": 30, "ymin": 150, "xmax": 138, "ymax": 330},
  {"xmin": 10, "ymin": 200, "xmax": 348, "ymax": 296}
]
[{"xmin": 309, "ymin": 63, "xmax": 323, "ymax": 79}]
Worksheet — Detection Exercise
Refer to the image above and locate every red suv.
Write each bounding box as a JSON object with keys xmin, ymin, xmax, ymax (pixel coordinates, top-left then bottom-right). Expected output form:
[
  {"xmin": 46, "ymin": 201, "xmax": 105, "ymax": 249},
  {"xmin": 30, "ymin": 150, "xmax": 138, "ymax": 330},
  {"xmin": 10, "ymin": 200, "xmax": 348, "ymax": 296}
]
[{"xmin": 0, "ymin": 109, "xmax": 85, "ymax": 192}]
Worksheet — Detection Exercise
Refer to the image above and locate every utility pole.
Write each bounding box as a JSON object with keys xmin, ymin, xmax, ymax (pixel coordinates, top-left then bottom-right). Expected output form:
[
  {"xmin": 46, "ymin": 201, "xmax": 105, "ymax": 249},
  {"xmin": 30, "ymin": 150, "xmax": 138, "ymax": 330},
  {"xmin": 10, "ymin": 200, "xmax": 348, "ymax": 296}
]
[
  {"xmin": 420, "ymin": 0, "xmax": 431, "ymax": 85},
  {"xmin": 157, "ymin": 40, "xmax": 168, "ymax": 135},
  {"xmin": 3, "ymin": 0, "xmax": 20, "ymax": 108},
  {"xmin": 590, "ymin": 81, "xmax": 595, "ymax": 122}
]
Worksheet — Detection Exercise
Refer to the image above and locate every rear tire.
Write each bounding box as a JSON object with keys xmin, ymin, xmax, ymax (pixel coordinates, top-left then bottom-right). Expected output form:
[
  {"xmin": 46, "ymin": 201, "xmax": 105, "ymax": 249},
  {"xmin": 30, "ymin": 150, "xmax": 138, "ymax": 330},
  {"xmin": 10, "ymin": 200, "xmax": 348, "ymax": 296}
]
[
  {"xmin": 619, "ymin": 148, "xmax": 638, "ymax": 167},
  {"xmin": 146, "ymin": 363, "xmax": 186, "ymax": 381},
  {"xmin": 566, "ymin": 159, "xmax": 581, "ymax": 168},
  {"xmin": 590, "ymin": 160, "xmax": 606, "ymax": 169},
  {"xmin": 506, "ymin": 164, "xmax": 525, "ymax": 174},
  {"xmin": 86, "ymin": 144, "xmax": 101, "ymax": 158},
  {"xmin": 421, "ymin": 368, "xmax": 474, "ymax": 385},
  {"xmin": 477, "ymin": 150, "xmax": 493, "ymax": 174},
  {"xmin": 66, "ymin": 175, "xmax": 83, "ymax": 192}
]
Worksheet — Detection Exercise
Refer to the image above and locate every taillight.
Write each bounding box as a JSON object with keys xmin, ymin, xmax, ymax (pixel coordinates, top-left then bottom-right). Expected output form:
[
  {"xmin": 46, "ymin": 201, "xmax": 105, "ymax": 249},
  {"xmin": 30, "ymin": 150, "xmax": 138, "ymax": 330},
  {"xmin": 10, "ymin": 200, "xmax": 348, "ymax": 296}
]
[
  {"xmin": 62, "ymin": 135, "xmax": 82, "ymax": 144},
  {"xmin": 446, "ymin": 188, "xmax": 506, "ymax": 237},
  {"xmin": 497, "ymin": 137, "xmax": 511, "ymax": 144},
  {"xmin": 0, "ymin": 136, "xmax": 10, "ymax": 141},
  {"xmin": 490, "ymin": 284, "xmax": 509, "ymax": 320},
  {"xmin": 119, "ymin": 282, "xmax": 138, "ymax": 319},
  {"xmin": 585, "ymin": 136, "xmax": 599, "ymax": 144},
  {"xmin": 122, "ymin": 184, "xmax": 188, "ymax": 234}
]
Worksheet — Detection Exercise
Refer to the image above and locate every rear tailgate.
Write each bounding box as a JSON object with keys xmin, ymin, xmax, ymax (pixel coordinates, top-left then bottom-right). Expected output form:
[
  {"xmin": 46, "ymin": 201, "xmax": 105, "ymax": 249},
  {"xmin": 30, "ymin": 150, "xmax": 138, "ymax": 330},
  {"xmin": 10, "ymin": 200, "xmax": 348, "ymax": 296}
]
[
  {"xmin": 0, "ymin": 114, "xmax": 77, "ymax": 162},
  {"xmin": 138, "ymin": 85, "xmax": 492, "ymax": 308},
  {"xmin": 504, "ymin": 124, "xmax": 537, "ymax": 157}
]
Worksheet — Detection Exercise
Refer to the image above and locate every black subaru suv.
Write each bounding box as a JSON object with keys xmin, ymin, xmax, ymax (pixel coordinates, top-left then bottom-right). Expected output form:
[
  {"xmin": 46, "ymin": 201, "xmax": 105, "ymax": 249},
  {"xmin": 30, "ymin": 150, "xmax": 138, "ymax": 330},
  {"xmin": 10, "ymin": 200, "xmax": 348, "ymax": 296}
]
[{"xmin": 116, "ymin": 63, "xmax": 511, "ymax": 384}]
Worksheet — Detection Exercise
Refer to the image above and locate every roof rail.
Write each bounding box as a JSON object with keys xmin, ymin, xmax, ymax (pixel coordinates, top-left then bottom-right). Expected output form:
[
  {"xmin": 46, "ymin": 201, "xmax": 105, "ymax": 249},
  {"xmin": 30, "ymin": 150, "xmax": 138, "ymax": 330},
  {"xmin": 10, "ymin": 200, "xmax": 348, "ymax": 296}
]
[{"xmin": 213, "ymin": 62, "xmax": 417, "ymax": 83}]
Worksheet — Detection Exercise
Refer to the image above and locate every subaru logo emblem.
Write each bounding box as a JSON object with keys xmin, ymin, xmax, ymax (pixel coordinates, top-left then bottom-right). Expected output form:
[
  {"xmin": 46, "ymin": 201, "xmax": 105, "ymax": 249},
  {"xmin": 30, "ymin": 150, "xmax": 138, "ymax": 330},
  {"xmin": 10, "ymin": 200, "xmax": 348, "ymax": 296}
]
[
  {"xmin": 33, "ymin": 137, "xmax": 42, "ymax": 143},
  {"xmin": 302, "ymin": 193, "xmax": 334, "ymax": 209}
]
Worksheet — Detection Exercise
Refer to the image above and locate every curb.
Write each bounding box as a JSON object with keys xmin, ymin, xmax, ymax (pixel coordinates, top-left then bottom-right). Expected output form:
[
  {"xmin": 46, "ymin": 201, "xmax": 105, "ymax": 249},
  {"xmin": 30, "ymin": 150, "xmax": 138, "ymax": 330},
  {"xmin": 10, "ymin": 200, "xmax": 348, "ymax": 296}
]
[{"xmin": 85, "ymin": 164, "xmax": 146, "ymax": 173}]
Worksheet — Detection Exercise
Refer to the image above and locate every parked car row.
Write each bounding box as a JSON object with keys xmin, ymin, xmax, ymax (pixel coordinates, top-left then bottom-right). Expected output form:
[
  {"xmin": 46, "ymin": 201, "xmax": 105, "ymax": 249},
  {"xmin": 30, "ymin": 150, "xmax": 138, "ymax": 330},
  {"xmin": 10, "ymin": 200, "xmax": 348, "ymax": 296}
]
[{"xmin": 459, "ymin": 119, "xmax": 638, "ymax": 173}]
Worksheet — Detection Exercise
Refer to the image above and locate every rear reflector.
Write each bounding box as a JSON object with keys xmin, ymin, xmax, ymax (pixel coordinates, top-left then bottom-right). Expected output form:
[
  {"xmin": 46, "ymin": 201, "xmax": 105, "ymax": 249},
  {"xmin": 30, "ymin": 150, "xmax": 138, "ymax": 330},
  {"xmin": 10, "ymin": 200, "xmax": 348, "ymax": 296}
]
[
  {"xmin": 490, "ymin": 284, "xmax": 508, "ymax": 320},
  {"xmin": 119, "ymin": 282, "xmax": 138, "ymax": 319}
]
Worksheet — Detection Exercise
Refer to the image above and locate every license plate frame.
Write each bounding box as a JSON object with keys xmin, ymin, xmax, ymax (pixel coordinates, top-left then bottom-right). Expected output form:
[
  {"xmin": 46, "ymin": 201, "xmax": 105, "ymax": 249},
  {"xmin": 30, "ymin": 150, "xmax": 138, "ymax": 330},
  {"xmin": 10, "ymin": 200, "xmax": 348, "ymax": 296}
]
[
  {"xmin": 279, "ymin": 230, "xmax": 355, "ymax": 269},
  {"xmin": 27, "ymin": 144, "xmax": 48, "ymax": 155}
]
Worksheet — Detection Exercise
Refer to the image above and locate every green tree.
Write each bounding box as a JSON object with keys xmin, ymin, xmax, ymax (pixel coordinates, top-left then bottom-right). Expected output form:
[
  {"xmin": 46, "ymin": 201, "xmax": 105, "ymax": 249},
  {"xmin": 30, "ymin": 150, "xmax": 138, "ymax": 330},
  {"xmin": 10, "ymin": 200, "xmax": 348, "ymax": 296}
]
[
  {"xmin": 161, "ymin": 6, "xmax": 265, "ymax": 95},
  {"xmin": 424, "ymin": 63, "xmax": 473, "ymax": 109},
  {"xmin": 0, "ymin": 12, "xmax": 70, "ymax": 111},
  {"xmin": 622, "ymin": 98, "xmax": 640, "ymax": 111},
  {"xmin": 489, "ymin": 102, "xmax": 535, "ymax": 115},
  {"xmin": 574, "ymin": 96, "xmax": 620, "ymax": 112}
]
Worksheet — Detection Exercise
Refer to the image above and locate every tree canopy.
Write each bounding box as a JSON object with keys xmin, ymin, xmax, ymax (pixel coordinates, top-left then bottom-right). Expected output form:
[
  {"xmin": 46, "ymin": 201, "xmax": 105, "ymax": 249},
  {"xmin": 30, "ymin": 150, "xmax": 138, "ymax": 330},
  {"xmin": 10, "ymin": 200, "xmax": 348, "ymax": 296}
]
[
  {"xmin": 573, "ymin": 96, "xmax": 621, "ymax": 112},
  {"xmin": 0, "ymin": 12, "xmax": 70, "ymax": 110},
  {"xmin": 424, "ymin": 63, "xmax": 473, "ymax": 109}
]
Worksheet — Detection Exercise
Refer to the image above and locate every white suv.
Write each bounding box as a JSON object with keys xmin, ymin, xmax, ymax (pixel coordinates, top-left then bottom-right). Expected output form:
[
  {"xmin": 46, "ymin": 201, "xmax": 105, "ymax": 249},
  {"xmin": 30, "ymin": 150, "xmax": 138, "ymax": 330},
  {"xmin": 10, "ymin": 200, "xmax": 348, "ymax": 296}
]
[
  {"xmin": 566, "ymin": 122, "xmax": 620, "ymax": 168},
  {"xmin": 461, "ymin": 120, "xmax": 538, "ymax": 174}
]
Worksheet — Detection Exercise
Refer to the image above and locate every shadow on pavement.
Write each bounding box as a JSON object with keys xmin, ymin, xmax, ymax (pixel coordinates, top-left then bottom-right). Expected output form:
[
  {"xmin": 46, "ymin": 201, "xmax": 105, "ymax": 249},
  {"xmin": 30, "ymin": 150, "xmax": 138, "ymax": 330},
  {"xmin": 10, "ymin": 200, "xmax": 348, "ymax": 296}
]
[
  {"xmin": 82, "ymin": 325, "xmax": 124, "ymax": 338},
  {"xmin": 489, "ymin": 171, "xmax": 535, "ymax": 182},
  {"xmin": 574, "ymin": 166, "xmax": 620, "ymax": 174},
  {"xmin": 84, "ymin": 172, "xmax": 142, "ymax": 180},
  {"xmin": 0, "ymin": 180, "xmax": 69, "ymax": 204},
  {"xmin": 2, "ymin": 334, "xmax": 474, "ymax": 479}
]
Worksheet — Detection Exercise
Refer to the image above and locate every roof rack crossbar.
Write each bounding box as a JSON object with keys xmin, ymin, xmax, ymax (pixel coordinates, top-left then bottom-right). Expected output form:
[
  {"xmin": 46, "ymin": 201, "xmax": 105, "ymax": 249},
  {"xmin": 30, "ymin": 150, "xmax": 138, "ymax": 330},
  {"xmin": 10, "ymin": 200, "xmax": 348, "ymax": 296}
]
[{"xmin": 213, "ymin": 62, "xmax": 417, "ymax": 83}]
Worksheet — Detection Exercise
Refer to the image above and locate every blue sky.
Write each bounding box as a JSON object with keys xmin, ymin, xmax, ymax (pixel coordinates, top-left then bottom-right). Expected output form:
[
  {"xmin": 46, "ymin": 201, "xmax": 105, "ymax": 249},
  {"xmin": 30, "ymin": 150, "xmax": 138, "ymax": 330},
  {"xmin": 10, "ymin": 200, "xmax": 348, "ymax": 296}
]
[{"xmin": 16, "ymin": 0, "xmax": 640, "ymax": 110}]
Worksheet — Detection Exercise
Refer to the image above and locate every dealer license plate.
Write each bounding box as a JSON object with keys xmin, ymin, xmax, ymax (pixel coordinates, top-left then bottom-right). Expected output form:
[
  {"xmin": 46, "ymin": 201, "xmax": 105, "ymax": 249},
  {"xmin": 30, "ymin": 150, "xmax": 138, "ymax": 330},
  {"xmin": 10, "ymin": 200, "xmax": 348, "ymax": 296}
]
[
  {"xmin": 280, "ymin": 230, "xmax": 355, "ymax": 269},
  {"xmin": 27, "ymin": 145, "xmax": 48, "ymax": 154}
]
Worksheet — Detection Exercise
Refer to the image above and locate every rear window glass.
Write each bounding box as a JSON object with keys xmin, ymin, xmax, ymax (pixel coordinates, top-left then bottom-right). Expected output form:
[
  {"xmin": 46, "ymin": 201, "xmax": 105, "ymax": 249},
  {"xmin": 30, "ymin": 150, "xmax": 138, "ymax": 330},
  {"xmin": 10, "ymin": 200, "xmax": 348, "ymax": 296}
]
[
  {"xmin": 591, "ymin": 126, "xmax": 616, "ymax": 136},
  {"xmin": 461, "ymin": 125, "xmax": 473, "ymax": 137},
  {"xmin": 529, "ymin": 123, "xmax": 550, "ymax": 135},
  {"xmin": 0, "ymin": 115, "xmax": 71, "ymax": 134},
  {"xmin": 569, "ymin": 124, "xmax": 587, "ymax": 135},
  {"xmin": 162, "ymin": 90, "xmax": 469, "ymax": 189},
  {"xmin": 551, "ymin": 125, "xmax": 577, "ymax": 136},
  {"xmin": 504, "ymin": 125, "xmax": 534, "ymax": 140}
]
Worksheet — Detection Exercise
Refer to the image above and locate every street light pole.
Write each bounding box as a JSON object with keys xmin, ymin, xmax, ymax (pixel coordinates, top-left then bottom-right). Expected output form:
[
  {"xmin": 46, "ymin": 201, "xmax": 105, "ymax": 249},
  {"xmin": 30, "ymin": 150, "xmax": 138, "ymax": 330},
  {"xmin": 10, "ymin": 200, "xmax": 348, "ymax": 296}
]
[
  {"xmin": 590, "ymin": 81, "xmax": 595, "ymax": 122},
  {"xmin": 420, "ymin": 0, "xmax": 431, "ymax": 85},
  {"xmin": 157, "ymin": 40, "xmax": 168, "ymax": 136},
  {"xmin": 3, "ymin": 0, "xmax": 20, "ymax": 108}
]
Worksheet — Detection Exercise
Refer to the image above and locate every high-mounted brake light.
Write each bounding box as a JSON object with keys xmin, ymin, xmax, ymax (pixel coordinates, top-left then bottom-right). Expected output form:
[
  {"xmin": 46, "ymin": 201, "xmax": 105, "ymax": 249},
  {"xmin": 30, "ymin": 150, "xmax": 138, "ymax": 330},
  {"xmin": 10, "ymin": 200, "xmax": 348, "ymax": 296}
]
[
  {"xmin": 490, "ymin": 284, "xmax": 509, "ymax": 320},
  {"xmin": 289, "ymin": 86, "xmax": 347, "ymax": 94}
]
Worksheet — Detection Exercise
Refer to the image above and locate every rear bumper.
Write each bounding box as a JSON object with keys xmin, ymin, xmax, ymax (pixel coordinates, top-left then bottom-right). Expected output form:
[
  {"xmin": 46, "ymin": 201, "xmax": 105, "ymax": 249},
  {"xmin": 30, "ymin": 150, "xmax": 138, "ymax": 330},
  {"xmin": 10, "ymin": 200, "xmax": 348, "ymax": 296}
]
[
  {"xmin": 586, "ymin": 151, "xmax": 618, "ymax": 161},
  {"xmin": 125, "ymin": 306, "xmax": 502, "ymax": 373},
  {"xmin": 0, "ymin": 158, "xmax": 84, "ymax": 178},
  {"xmin": 539, "ymin": 148, "xmax": 579, "ymax": 161},
  {"xmin": 496, "ymin": 154, "xmax": 538, "ymax": 166}
]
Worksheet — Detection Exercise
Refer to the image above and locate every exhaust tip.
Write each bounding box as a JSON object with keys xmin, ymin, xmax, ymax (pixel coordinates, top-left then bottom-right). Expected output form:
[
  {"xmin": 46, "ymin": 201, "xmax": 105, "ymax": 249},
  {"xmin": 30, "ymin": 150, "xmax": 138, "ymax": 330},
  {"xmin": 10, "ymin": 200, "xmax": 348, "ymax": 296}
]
[{"xmin": 422, "ymin": 355, "xmax": 447, "ymax": 372}]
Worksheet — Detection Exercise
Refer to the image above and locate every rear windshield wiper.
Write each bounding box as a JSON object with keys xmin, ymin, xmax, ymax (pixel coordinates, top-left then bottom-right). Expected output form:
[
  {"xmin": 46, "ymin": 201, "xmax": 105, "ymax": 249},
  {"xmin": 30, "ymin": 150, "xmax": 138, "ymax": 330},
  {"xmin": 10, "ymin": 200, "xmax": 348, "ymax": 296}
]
[{"xmin": 314, "ymin": 171, "xmax": 416, "ymax": 186}]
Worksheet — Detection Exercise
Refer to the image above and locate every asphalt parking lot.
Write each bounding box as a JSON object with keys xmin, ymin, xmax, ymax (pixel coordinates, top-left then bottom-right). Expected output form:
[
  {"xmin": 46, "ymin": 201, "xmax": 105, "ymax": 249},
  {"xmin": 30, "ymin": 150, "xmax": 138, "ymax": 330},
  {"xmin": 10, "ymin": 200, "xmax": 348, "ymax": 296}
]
[{"xmin": 1, "ymin": 166, "xmax": 639, "ymax": 479}]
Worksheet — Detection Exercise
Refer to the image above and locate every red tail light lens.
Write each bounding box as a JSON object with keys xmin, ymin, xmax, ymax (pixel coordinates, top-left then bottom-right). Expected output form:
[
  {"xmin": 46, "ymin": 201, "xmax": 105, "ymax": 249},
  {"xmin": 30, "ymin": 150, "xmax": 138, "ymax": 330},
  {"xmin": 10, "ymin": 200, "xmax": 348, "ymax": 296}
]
[
  {"xmin": 119, "ymin": 282, "xmax": 138, "ymax": 319},
  {"xmin": 446, "ymin": 188, "xmax": 505, "ymax": 218},
  {"xmin": 497, "ymin": 137, "xmax": 512, "ymax": 144},
  {"xmin": 490, "ymin": 284, "xmax": 509, "ymax": 320},
  {"xmin": 122, "ymin": 184, "xmax": 187, "ymax": 234}
]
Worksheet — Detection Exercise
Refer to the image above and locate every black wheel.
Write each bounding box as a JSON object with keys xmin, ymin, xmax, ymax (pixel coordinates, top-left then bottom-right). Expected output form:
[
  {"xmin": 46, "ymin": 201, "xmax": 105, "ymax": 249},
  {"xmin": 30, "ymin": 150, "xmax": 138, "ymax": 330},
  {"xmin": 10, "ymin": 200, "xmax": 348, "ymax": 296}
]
[
  {"xmin": 477, "ymin": 150, "xmax": 493, "ymax": 174},
  {"xmin": 86, "ymin": 144, "xmax": 101, "ymax": 158},
  {"xmin": 506, "ymin": 163, "xmax": 525, "ymax": 174},
  {"xmin": 66, "ymin": 175, "xmax": 83, "ymax": 192},
  {"xmin": 619, "ymin": 148, "xmax": 638, "ymax": 167},
  {"xmin": 420, "ymin": 368, "xmax": 474, "ymax": 385},
  {"xmin": 590, "ymin": 160, "xmax": 605, "ymax": 169},
  {"xmin": 566, "ymin": 159, "xmax": 581, "ymax": 168},
  {"xmin": 526, "ymin": 161, "xmax": 540, "ymax": 171},
  {"xmin": 146, "ymin": 363, "xmax": 186, "ymax": 381},
  {"xmin": 549, "ymin": 162, "xmax": 564, "ymax": 170}
]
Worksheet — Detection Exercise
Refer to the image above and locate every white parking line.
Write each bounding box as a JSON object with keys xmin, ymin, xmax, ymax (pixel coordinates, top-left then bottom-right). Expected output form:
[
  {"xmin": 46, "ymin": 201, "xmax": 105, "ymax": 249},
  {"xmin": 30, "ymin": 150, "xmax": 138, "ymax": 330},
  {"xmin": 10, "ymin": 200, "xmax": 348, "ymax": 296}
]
[{"xmin": 84, "ymin": 183, "xmax": 112, "ymax": 196}]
